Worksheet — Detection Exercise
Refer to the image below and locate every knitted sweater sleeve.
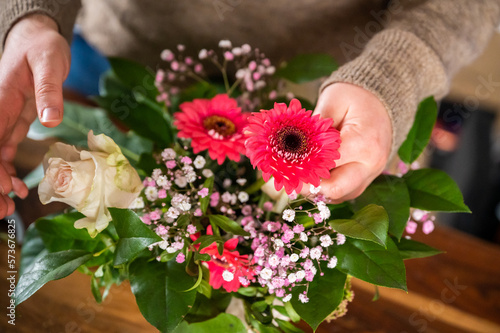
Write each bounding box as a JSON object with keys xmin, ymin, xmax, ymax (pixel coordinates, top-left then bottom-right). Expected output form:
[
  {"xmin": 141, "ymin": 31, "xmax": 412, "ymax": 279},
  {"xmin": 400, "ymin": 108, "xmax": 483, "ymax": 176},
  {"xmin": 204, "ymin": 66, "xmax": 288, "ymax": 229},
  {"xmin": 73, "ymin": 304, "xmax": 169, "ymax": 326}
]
[
  {"xmin": 321, "ymin": 0, "xmax": 500, "ymax": 155},
  {"xmin": 0, "ymin": 0, "xmax": 82, "ymax": 52}
]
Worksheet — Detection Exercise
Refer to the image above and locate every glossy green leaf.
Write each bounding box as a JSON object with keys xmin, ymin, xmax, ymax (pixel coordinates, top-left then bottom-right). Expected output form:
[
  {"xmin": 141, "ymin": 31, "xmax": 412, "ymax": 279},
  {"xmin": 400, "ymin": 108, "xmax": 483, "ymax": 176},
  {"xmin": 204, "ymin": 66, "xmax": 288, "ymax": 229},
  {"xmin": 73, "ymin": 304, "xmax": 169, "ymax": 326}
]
[
  {"xmin": 395, "ymin": 237, "xmax": 443, "ymax": 259},
  {"xmin": 35, "ymin": 212, "xmax": 102, "ymax": 252},
  {"xmin": 276, "ymin": 54, "xmax": 338, "ymax": 83},
  {"xmin": 354, "ymin": 175, "xmax": 411, "ymax": 240},
  {"xmin": 329, "ymin": 204, "xmax": 389, "ymax": 247},
  {"xmin": 335, "ymin": 237, "xmax": 407, "ymax": 291},
  {"xmin": 193, "ymin": 235, "xmax": 224, "ymax": 251},
  {"xmin": 107, "ymin": 57, "xmax": 159, "ymax": 101},
  {"xmin": 200, "ymin": 177, "xmax": 214, "ymax": 214},
  {"xmin": 173, "ymin": 313, "xmax": 247, "ymax": 333},
  {"xmin": 16, "ymin": 250, "xmax": 93, "ymax": 305},
  {"xmin": 403, "ymin": 168, "xmax": 470, "ymax": 213},
  {"xmin": 110, "ymin": 208, "xmax": 162, "ymax": 265},
  {"xmin": 28, "ymin": 101, "xmax": 152, "ymax": 160},
  {"xmin": 19, "ymin": 224, "xmax": 47, "ymax": 276},
  {"xmin": 208, "ymin": 215, "xmax": 250, "ymax": 236},
  {"xmin": 276, "ymin": 319, "xmax": 305, "ymax": 333},
  {"xmin": 398, "ymin": 96, "xmax": 438, "ymax": 163},
  {"xmin": 291, "ymin": 265, "xmax": 347, "ymax": 331},
  {"xmin": 129, "ymin": 258, "xmax": 197, "ymax": 332}
]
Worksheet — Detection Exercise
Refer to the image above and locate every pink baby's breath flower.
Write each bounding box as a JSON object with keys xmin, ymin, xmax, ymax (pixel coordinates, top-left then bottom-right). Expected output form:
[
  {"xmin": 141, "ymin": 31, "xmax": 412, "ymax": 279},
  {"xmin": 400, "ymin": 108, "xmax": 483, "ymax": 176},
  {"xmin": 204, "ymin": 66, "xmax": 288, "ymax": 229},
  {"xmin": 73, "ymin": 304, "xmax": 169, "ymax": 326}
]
[
  {"xmin": 422, "ymin": 220, "xmax": 435, "ymax": 234},
  {"xmin": 174, "ymin": 94, "xmax": 248, "ymax": 164},
  {"xmin": 406, "ymin": 221, "xmax": 418, "ymax": 234},
  {"xmin": 198, "ymin": 188, "xmax": 209, "ymax": 198},
  {"xmin": 166, "ymin": 160, "xmax": 176, "ymax": 169},
  {"xmin": 187, "ymin": 225, "xmax": 197, "ymax": 234},
  {"xmin": 158, "ymin": 189, "xmax": 167, "ymax": 199},
  {"xmin": 193, "ymin": 208, "xmax": 202, "ymax": 217},
  {"xmin": 245, "ymin": 99, "xmax": 341, "ymax": 194},
  {"xmin": 176, "ymin": 253, "xmax": 185, "ymax": 263}
]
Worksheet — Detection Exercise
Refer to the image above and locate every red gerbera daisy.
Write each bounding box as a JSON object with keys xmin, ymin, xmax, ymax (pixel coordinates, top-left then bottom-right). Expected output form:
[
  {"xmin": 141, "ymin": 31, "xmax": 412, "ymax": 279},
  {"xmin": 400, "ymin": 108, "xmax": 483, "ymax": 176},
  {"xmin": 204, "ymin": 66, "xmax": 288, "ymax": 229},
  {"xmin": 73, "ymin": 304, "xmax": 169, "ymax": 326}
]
[
  {"xmin": 245, "ymin": 99, "xmax": 341, "ymax": 194},
  {"xmin": 191, "ymin": 226, "xmax": 255, "ymax": 293},
  {"xmin": 174, "ymin": 94, "xmax": 248, "ymax": 164}
]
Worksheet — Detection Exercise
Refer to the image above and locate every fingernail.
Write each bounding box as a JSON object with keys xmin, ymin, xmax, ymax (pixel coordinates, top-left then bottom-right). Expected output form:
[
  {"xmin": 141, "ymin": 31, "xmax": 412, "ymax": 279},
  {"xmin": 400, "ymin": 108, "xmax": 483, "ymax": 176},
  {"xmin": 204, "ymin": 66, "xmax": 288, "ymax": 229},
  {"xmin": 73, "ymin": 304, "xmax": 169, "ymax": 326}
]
[
  {"xmin": 41, "ymin": 107, "xmax": 61, "ymax": 124},
  {"xmin": 0, "ymin": 185, "xmax": 4, "ymax": 195}
]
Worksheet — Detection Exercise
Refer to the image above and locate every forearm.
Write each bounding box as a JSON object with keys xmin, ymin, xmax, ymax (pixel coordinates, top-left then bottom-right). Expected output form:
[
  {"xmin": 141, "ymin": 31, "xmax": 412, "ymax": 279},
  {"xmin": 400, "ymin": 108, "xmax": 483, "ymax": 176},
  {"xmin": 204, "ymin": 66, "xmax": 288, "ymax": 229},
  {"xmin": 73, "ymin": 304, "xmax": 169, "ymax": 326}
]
[
  {"xmin": 322, "ymin": 0, "xmax": 500, "ymax": 156},
  {"xmin": 0, "ymin": 0, "xmax": 82, "ymax": 52}
]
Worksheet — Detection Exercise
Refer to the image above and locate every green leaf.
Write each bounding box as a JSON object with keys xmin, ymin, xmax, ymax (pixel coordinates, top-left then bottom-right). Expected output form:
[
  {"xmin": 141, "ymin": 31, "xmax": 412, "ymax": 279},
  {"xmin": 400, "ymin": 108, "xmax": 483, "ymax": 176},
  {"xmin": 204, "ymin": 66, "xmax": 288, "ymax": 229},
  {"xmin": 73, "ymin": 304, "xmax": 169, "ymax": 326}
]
[
  {"xmin": 110, "ymin": 208, "xmax": 162, "ymax": 265},
  {"xmin": 284, "ymin": 300, "xmax": 301, "ymax": 323},
  {"xmin": 208, "ymin": 215, "xmax": 250, "ymax": 236},
  {"xmin": 398, "ymin": 96, "xmax": 438, "ymax": 163},
  {"xmin": 15, "ymin": 250, "xmax": 93, "ymax": 305},
  {"xmin": 354, "ymin": 175, "xmax": 410, "ymax": 240},
  {"xmin": 19, "ymin": 224, "xmax": 47, "ymax": 276},
  {"xmin": 35, "ymin": 212, "xmax": 102, "ymax": 252},
  {"xmin": 395, "ymin": 237, "xmax": 443, "ymax": 259},
  {"xmin": 193, "ymin": 235, "xmax": 224, "ymax": 251},
  {"xmin": 276, "ymin": 319, "xmax": 305, "ymax": 333},
  {"xmin": 91, "ymin": 274, "xmax": 103, "ymax": 303},
  {"xmin": 403, "ymin": 168, "xmax": 470, "ymax": 213},
  {"xmin": 28, "ymin": 101, "xmax": 152, "ymax": 160},
  {"xmin": 291, "ymin": 265, "xmax": 346, "ymax": 331},
  {"xmin": 200, "ymin": 177, "xmax": 214, "ymax": 214},
  {"xmin": 130, "ymin": 258, "xmax": 197, "ymax": 332},
  {"xmin": 137, "ymin": 152, "xmax": 159, "ymax": 176},
  {"xmin": 335, "ymin": 237, "xmax": 407, "ymax": 291},
  {"xmin": 197, "ymin": 279, "xmax": 212, "ymax": 299},
  {"xmin": 329, "ymin": 204, "xmax": 389, "ymax": 247},
  {"xmin": 173, "ymin": 313, "xmax": 247, "ymax": 333},
  {"xmin": 95, "ymin": 94, "xmax": 173, "ymax": 148},
  {"xmin": 107, "ymin": 57, "xmax": 159, "ymax": 101},
  {"xmin": 276, "ymin": 54, "xmax": 338, "ymax": 83}
]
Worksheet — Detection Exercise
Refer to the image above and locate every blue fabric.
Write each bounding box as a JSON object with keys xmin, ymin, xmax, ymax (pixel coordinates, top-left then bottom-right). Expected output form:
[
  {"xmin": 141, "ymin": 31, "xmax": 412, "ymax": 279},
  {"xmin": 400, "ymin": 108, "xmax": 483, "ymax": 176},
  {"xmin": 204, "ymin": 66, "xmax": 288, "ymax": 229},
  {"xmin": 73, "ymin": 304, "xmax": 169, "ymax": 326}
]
[{"xmin": 63, "ymin": 30, "xmax": 110, "ymax": 96}]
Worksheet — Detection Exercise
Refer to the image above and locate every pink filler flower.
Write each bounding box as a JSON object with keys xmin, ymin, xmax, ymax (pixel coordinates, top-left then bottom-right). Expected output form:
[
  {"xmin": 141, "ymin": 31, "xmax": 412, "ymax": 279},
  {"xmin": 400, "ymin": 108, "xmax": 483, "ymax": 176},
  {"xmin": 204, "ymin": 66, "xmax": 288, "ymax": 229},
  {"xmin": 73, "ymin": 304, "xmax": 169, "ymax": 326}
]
[
  {"xmin": 245, "ymin": 99, "xmax": 341, "ymax": 194},
  {"xmin": 174, "ymin": 94, "xmax": 248, "ymax": 164}
]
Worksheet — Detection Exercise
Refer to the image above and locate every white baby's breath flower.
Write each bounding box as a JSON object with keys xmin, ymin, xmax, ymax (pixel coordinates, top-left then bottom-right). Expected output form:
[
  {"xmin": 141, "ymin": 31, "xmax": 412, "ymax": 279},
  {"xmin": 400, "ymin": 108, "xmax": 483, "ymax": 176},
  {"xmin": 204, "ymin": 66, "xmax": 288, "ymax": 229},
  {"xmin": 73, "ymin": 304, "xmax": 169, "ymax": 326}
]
[
  {"xmin": 202, "ymin": 169, "xmax": 214, "ymax": 178},
  {"xmin": 336, "ymin": 233, "xmax": 346, "ymax": 245},
  {"xmin": 129, "ymin": 197, "xmax": 144, "ymax": 209},
  {"xmin": 222, "ymin": 270, "xmax": 234, "ymax": 282},
  {"xmin": 320, "ymin": 235, "xmax": 333, "ymax": 247},
  {"xmin": 166, "ymin": 207, "xmax": 180, "ymax": 219},
  {"xmin": 161, "ymin": 148, "xmax": 176, "ymax": 160},
  {"xmin": 287, "ymin": 273, "xmax": 297, "ymax": 283},
  {"xmin": 198, "ymin": 49, "xmax": 208, "ymax": 59},
  {"xmin": 174, "ymin": 176, "xmax": 187, "ymax": 188},
  {"xmin": 295, "ymin": 270, "xmax": 305, "ymax": 281},
  {"xmin": 327, "ymin": 256, "xmax": 338, "ymax": 269},
  {"xmin": 282, "ymin": 294, "xmax": 292, "ymax": 302},
  {"xmin": 260, "ymin": 268, "xmax": 273, "ymax": 280},
  {"xmin": 290, "ymin": 253, "xmax": 299, "ymax": 262},
  {"xmin": 282, "ymin": 209, "xmax": 295, "ymax": 222},
  {"xmin": 310, "ymin": 246, "xmax": 322, "ymax": 260},
  {"xmin": 238, "ymin": 191, "xmax": 249, "ymax": 203},
  {"xmin": 236, "ymin": 178, "xmax": 247, "ymax": 186},
  {"xmin": 299, "ymin": 232, "xmax": 308, "ymax": 242},
  {"xmin": 218, "ymin": 40, "xmax": 232, "ymax": 48},
  {"xmin": 193, "ymin": 156, "xmax": 206, "ymax": 169},
  {"xmin": 145, "ymin": 187, "xmax": 158, "ymax": 201}
]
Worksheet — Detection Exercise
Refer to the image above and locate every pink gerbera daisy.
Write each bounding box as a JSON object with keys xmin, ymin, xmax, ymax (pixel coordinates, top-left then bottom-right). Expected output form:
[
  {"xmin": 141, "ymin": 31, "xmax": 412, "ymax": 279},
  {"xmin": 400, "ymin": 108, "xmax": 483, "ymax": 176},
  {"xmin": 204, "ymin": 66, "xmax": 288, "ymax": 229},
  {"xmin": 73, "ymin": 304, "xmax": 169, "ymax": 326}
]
[
  {"xmin": 245, "ymin": 99, "xmax": 341, "ymax": 194},
  {"xmin": 174, "ymin": 94, "xmax": 248, "ymax": 164}
]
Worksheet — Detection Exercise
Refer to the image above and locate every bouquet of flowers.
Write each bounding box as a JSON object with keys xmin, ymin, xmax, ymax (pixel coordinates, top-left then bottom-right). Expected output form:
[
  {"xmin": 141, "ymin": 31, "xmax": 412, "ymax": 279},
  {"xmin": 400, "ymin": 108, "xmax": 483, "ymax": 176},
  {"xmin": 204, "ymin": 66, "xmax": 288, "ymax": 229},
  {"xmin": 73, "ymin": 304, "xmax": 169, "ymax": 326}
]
[{"xmin": 16, "ymin": 40, "xmax": 469, "ymax": 332}]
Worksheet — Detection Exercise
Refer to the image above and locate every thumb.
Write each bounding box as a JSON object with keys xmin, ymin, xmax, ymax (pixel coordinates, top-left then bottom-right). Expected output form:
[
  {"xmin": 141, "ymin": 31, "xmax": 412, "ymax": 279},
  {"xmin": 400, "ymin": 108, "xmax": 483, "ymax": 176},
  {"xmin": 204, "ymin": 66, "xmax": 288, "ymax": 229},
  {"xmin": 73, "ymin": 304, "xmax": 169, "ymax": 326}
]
[{"xmin": 31, "ymin": 51, "xmax": 68, "ymax": 128}]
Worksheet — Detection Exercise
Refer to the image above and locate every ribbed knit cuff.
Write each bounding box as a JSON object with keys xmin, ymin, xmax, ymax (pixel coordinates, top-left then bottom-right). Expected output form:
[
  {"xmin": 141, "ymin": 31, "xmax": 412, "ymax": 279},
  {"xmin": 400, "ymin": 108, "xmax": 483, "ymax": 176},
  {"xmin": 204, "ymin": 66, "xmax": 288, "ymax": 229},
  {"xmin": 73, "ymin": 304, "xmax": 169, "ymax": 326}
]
[
  {"xmin": 0, "ymin": 0, "xmax": 81, "ymax": 53},
  {"xmin": 321, "ymin": 29, "xmax": 449, "ymax": 159}
]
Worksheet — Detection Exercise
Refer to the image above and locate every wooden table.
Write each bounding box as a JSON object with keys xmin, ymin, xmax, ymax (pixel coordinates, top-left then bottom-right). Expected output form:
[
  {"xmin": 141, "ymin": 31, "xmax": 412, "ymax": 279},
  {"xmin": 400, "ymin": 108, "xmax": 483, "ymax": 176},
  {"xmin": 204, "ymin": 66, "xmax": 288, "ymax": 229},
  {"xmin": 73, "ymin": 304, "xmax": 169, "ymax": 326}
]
[{"xmin": 1, "ymin": 225, "xmax": 499, "ymax": 333}]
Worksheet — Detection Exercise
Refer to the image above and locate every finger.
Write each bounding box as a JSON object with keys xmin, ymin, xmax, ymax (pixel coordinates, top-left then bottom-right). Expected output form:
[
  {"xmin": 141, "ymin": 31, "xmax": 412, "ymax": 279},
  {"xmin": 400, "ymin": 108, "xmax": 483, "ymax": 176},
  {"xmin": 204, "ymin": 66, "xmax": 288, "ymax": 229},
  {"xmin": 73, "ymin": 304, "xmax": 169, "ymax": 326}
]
[
  {"xmin": 30, "ymin": 50, "xmax": 67, "ymax": 128},
  {"xmin": 5, "ymin": 195, "xmax": 15, "ymax": 216},
  {"xmin": 320, "ymin": 162, "xmax": 369, "ymax": 202},
  {"xmin": 12, "ymin": 177, "xmax": 29, "ymax": 199},
  {"xmin": 1, "ymin": 116, "xmax": 33, "ymax": 162},
  {"xmin": 0, "ymin": 165, "xmax": 13, "ymax": 195},
  {"xmin": 0, "ymin": 195, "xmax": 7, "ymax": 219}
]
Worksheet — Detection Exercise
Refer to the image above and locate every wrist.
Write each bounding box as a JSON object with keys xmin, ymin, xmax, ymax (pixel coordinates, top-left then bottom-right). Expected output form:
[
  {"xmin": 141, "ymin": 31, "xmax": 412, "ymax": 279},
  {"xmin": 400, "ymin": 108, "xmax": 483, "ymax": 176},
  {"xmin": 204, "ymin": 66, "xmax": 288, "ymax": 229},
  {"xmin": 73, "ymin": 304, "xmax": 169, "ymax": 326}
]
[{"xmin": 6, "ymin": 13, "xmax": 58, "ymax": 45}]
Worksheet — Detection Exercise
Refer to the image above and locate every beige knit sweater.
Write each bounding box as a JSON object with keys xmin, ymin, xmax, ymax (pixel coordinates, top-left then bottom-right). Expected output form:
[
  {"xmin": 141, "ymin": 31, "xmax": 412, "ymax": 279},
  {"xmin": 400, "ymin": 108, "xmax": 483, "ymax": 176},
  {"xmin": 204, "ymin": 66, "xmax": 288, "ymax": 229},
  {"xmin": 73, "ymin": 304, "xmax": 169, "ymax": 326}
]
[{"xmin": 1, "ymin": 0, "xmax": 499, "ymax": 152}]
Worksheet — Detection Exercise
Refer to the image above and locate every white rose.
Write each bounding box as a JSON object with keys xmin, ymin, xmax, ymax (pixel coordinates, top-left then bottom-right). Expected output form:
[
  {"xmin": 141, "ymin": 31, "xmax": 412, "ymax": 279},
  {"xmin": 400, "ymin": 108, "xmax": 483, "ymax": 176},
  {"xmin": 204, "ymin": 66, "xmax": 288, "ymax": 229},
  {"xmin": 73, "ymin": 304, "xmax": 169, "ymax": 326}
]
[{"xmin": 38, "ymin": 131, "xmax": 143, "ymax": 237}]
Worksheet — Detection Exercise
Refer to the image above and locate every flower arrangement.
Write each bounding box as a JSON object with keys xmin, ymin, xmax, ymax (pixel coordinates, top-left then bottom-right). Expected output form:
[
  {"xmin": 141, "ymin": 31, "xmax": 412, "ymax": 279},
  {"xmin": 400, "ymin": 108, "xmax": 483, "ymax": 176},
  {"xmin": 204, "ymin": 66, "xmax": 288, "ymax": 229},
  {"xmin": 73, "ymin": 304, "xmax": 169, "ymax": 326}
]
[{"xmin": 16, "ymin": 41, "xmax": 470, "ymax": 332}]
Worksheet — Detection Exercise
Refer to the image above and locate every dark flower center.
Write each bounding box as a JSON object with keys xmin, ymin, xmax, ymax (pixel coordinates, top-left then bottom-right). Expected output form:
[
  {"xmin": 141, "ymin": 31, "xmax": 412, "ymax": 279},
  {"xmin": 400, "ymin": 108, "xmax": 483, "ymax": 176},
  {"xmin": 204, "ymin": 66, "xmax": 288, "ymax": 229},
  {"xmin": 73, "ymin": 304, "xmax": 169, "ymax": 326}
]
[
  {"xmin": 276, "ymin": 127, "xmax": 308, "ymax": 156},
  {"xmin": 203, "ymin": 115, "xmax": 236, "ymax": 137}
]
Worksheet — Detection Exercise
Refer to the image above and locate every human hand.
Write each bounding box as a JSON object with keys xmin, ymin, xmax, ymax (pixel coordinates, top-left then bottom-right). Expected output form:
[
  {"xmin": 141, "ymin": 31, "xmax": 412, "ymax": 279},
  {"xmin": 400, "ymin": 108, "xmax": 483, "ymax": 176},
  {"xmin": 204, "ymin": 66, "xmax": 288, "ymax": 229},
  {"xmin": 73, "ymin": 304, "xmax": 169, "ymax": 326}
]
[
  {"xmin": 306, "ymin": 83, "xmax": 392, "ymax": 202},
  {"xmin": 0, "ymin": 14, "xmax": 71, "ymax": 218}
]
